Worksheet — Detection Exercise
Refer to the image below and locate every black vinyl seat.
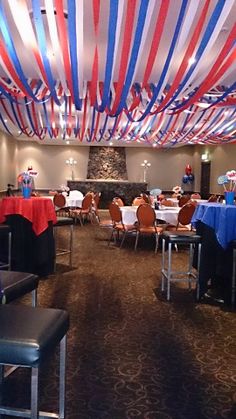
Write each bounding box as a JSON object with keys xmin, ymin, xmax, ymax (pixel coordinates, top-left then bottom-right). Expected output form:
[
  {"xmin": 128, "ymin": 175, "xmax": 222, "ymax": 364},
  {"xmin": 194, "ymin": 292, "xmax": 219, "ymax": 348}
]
[
  {"xmin": 0, "ymin": 271, "xmax": 39, "ymax": 306},
  {"xmin": 161, "ymin": 231, "xmax": 202, "ymax": 301},
  {"xmin": 0, "ymin": 305, "xmax": 69, "ymax": 419},
  {"xmin": 0, "ymin": 225, "xmax": 12, "ymax": 270}
]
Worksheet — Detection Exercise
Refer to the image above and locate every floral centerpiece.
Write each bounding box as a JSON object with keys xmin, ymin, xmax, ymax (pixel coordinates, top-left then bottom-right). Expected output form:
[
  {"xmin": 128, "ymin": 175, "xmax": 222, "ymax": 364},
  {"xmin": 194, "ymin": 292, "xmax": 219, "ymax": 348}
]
[
  {"xmin": 17, "ymin": 172, "xmax": 33, "ymax": 198},
  {"xmin": 217, "ymin": 170, "xmax": 236, "ymax": 205},
  {"xmin": 172, "ymin": 185, "xmax": 183, "ymax": 198},
  {"xmin": 217, "ymin": 170, "xmax": 236, "ymax": 192}
]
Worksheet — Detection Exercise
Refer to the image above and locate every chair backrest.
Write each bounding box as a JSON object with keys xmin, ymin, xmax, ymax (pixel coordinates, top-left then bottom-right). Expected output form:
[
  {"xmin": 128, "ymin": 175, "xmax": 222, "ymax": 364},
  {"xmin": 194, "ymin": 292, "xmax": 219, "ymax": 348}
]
[
  {"xmin": 81, "ymin": 193, "xmax": 93, "ymax": 210},
  {"xmin": 178, "ymin": 195, "xmax": 191, "ymax": 207},
  {"xmin": 191, "ymin": 193, "xmax": 201, "ymax": 199},
  {"xmin": 112, "ymin": 197, "xmax": 124, "ymax": 207},
  {"xmin": 136, "ymin": 204, "xmax": 156, "ymax": 227},
  {"xmin": 160, "ymin": 199, "xmax": 175, "ymax": 207},
  {"xmin": 53, "ymin": 193, "xmax": 66, "ymax": 208},
  {"xmin": 93, "ymin": 192, "xmax": 101, "ymax": 209},
  {"xmin": 177, "ymin": 202, "xmax": 196, "ymax": 226},
  {"xmin": 208, "ymin": 194, "xmax": 218, "ymax": 202},
  {"xmin": 140, "ymin": 193, "xmax": 150, "ymax": 203},
  {"xmin": 132, "ymin": 197, "xmax": 146, "ymax": 206},
  {"xmin": 109, "ymin": 202, "xmax": 122, "ymax": 223}
]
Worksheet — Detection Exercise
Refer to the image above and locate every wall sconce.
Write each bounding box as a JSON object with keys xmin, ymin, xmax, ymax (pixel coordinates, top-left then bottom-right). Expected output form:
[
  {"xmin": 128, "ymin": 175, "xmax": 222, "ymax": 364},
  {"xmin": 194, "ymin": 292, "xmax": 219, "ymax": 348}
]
[
  {"xmin": 66, "ymin": 157, "xmax": 77, "ymax": 180},
  {"xmin": 201, "ymin": 153, "xmax": 210, "ymax": 162},
  {"xmin": 141, "ymin": 159, "xmax": 151, "ymax": 183}
]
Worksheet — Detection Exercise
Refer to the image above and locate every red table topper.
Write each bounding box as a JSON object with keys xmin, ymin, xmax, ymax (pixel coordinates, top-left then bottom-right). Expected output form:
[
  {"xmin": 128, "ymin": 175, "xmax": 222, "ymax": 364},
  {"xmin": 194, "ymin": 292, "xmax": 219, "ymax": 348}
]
[{"xmin": 0, "ymin": 197, "xmax": 57, "ymax": 236}]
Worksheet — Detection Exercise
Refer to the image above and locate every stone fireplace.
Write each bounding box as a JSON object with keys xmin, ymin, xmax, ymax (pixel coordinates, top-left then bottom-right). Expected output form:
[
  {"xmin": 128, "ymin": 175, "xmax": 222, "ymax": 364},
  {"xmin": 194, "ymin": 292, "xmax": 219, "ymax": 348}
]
[
  {"xmin": 67, "ymin": 146, "xmax": 147, "ymax": 208},
  {"xmin": 87, "ymin": 146, "xmax": 128, "ymax": 180}
]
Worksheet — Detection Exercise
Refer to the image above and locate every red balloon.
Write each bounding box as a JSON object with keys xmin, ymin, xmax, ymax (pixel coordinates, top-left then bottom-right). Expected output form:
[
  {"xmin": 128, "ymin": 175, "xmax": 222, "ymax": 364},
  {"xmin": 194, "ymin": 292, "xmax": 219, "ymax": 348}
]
[{"xmin": 185, "ymin": 164, "xmax": 192, "ymax": 175}]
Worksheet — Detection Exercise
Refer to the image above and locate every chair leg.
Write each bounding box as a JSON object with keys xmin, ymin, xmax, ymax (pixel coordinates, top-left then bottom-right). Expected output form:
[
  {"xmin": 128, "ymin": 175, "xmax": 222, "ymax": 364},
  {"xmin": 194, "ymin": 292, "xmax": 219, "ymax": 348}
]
[
  {"xmin": 196, "ymin": 243, "xmax": 202, "ymax": 301},
  {"xmin": 59, "ymin": 335, "xmax": 66, "ymax": 419},
  {"xmin": 69, "ymin": 224, "xmax": 73, "ymax": 267},
  {"xmin": 134, "ymin": 231, "xmax": 139, "ymax": 251},
  {"xmin": 120, "ymin": 231, "xmax": 127, "ymax": 248},
  {"xmin": 31, "ymin": 367, "xmax": 39, "ymax": 419},
  {"xmin": 161, "ymin": 238, "xmax": 165, "ymax": 291},
  {"xmin": 8, "ymin": 232, "xmax": 12, "ymax": 271},
  {"xmin": 167, "ymin": 242, "xmax": 172, "ymax": 301},
  {"xmin": 154, "ymin": 233, "xmax": 159, "ymax": 253}
]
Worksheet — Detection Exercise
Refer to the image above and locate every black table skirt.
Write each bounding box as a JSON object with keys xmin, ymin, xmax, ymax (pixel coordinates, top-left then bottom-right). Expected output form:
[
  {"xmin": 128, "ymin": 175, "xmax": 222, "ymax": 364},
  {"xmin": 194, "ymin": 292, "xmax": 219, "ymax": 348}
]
[
  {"xmin": 0, "ymin": 215, "xmax": 55, "ymax": 277},
  {"xmin": 194, "ymin": 221, "xmax": 234, "ymax": 304}
]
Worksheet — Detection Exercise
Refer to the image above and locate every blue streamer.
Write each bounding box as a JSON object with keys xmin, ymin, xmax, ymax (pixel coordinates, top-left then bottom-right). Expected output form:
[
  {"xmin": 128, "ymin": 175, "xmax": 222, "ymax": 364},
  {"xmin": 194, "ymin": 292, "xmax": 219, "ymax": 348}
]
[
  {"xmin": 95, "ymin": 0, "xmax": 119, "ymax": 112},
  {"xmin": 0, "ymin": 3, "xmax": 46, "ymax": 102},
  {"xmin": 97, "ymin": 114, "xmax": 109, "ymax": 142},
  {"xmin": 168, "ymin": 0, "xmax": 227, "ymax": 112},
  {"xmin": 31, "ymin": 0, "xmax": 61, "ymax": 105},
  {"xmin": 68, "ymin": 0, "xmax": 82, "ymax": 110},
  {"xmin": 42, "ymin": 101, "xmax": 53, "ymax": 138},
  {"xmin": 113, "ymin": 0, "xmax": 149, "ymax": 116},
  {"xmin": 124, "ymin": 0, "xmax": 189, "ymax": 122}
]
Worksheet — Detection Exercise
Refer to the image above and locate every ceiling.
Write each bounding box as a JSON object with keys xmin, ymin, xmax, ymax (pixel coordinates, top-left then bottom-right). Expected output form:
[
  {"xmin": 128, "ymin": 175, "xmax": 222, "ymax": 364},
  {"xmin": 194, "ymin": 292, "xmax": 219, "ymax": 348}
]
[{"xmin": 0, "ymin": 0, "xmax": 236, "ymax": 148}]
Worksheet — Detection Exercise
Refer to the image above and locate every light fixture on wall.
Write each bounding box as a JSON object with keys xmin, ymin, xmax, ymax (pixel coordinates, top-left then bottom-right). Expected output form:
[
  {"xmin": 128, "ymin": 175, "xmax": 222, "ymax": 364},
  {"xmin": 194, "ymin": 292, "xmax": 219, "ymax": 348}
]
[
  {"xmin": 201, "ymin": 152, "xmax": 210, "ymax": 162},
  {"xmin": 141, "ymin": 159, "xmax": 151, "ymax": 183},
  {"xmin": 66, "ymin": 157, "xmax": 77, "ymax": 180}
]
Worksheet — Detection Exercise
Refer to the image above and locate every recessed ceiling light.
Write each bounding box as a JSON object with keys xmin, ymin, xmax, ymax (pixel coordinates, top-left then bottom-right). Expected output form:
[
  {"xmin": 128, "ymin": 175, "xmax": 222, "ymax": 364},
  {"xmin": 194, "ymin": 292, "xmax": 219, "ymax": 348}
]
[
  {"xmin": 4, "ymin": 119, "xmax": 7, "ymax": 123},
  {"xmin": 66, "ymin": 140, "xmax": 70, "ymax": 145}
]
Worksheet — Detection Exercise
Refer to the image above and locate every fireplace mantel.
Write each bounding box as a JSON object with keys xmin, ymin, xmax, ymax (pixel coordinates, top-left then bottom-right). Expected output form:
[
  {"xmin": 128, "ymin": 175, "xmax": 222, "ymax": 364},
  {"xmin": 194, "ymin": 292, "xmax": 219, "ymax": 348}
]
[{"xmin": 67, "ymin": 180, "xmax": 147, "ymax": 208}]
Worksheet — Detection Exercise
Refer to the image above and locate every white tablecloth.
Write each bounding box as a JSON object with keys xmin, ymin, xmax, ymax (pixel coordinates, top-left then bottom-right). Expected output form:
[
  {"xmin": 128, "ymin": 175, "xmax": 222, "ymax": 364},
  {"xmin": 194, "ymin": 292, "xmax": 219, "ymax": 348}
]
[
  {"xmin": 120, "ymin": 206, "xmax": 180, "ymax": 226},
  {"xmin": 66, "ymin": 197, "xmax": 83, "ymax": 208}
]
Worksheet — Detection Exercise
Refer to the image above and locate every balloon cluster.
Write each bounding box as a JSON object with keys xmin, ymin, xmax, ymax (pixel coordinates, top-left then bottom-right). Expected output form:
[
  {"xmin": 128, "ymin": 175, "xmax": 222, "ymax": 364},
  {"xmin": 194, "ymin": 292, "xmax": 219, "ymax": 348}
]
[{"xmin": 182, "ymin": 164, "xmax": 194, "ymax": 184}]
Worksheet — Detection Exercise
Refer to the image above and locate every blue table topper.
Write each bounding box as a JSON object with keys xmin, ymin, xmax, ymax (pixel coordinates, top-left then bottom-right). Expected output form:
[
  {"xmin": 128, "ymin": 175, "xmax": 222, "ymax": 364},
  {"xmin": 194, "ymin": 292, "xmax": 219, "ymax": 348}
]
[{"xmin": 191, "ymin": 203, "xmax": 236, "ymax": 250}]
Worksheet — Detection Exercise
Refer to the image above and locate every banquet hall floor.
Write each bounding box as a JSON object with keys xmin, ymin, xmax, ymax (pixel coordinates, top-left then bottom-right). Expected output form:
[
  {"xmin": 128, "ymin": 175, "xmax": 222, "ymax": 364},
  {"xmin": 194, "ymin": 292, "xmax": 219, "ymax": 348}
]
[{"xmin": 3, "ymin": 211, "xmax": 236, "ymax": 419}]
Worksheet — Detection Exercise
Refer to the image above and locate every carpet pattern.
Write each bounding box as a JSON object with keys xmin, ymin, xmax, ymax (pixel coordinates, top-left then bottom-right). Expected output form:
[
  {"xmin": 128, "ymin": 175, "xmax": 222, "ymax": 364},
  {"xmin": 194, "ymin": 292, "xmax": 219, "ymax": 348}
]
[{"xmin": 3, "ymin": 213, "xmax": 236, "ymax": 419}]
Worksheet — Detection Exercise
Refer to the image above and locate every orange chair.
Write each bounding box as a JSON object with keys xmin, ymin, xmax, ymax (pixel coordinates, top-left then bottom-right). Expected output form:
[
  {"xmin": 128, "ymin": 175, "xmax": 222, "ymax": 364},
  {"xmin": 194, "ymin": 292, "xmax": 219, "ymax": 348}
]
[
  {"xmin": 167, "ymin": 202, "xmax": 196, "ymax": 232},
  {"xmin": 178, "ymin": 195, "xmax": 191, "ymax": 207},
  {"xmin": 112, "ymin": 197, "xmax": 124, "ymax": 207},
  {"xmin": 134, "ymin": 204, "xmax": 164, "ymax": 253},
  {"xmin": 191, "ymin": 193, "xmax": 201, "ymax": 199},
  {"xmin": 132, "ymin": 197, "xmax": 146, "ymax": 206},
  {"xmin": 208, "ymin": 194, "xmax": 218, "ymax": 202},
  {"xmin": 53, "ymin": 193, "xmax": 70, "ymax": 216},
  {"xmin": 160, "ymin": 199, "xmax": 175, "ymax": 207},
  {"xmin": 69, "ymin": 193, "xmax": 93, "ymax": 225},
  {"xmin": 140, "ymin": 193, "xmax": 150, "ymax": 203},
  {"xmin": 108, "ymin": 202, "xmax": 136, "ymax": 247},
  {"xmin": 90, "ymin": 192, "xmax": 101, "ymax": 224}
]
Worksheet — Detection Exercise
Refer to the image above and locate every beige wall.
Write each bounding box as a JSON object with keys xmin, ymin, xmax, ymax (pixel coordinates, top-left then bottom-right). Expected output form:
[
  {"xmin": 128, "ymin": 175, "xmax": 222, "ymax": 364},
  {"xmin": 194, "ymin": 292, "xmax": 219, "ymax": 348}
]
[
  {"xmin": 1, "ymin": 131, "xmax": 235, "ymax": 193},
  {"xmin": 126, "ymin": 146, "xmax": 196, "ymax": 191},
  {"xmin": 0, "ymin": 131, "xmax": 18, "ymax": 190},
  {"xmin": 194, "ymin": 143, "xmax": 236, "ymax": 194},
  {"xmin": 15, "ymin": 142, "xmax": 89, "ymax": 189}
]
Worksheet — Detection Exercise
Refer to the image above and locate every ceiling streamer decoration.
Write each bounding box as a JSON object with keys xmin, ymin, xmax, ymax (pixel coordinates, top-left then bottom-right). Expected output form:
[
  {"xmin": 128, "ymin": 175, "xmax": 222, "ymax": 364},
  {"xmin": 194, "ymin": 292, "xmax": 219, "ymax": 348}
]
[{"xmin": 0, "ymin": 0, "xmax": 235, "ymax": 148}]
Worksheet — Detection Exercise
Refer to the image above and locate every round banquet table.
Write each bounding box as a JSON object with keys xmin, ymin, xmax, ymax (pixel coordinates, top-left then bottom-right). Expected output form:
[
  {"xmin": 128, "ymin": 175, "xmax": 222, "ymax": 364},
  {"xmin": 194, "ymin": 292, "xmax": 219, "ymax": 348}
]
[{"xmin": 0, "ymin": 197, "xmax": 57, "ymax": 276}]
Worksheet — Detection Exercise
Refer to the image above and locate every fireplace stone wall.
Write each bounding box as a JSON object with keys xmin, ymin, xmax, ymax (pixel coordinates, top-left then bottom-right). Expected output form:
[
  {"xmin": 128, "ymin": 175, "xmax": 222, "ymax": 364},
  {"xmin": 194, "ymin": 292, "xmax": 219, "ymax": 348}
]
[{"xmin": 87, "ymin": 146, "xmax": 128, "ymax": 180}]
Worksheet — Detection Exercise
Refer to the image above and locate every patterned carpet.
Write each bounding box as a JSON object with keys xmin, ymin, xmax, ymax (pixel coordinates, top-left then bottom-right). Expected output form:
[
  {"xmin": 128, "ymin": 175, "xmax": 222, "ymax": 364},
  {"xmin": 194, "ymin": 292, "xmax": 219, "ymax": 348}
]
[{"xmin": 3, "ymin": 213, "xmax": 236, "ymax": 419}]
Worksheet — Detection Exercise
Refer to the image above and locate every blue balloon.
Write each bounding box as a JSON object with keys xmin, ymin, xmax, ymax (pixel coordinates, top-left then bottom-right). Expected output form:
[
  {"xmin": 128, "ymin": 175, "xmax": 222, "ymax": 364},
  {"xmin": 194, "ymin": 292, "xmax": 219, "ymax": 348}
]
[
  {"xmin": 182, "ymin": 175, "xmax": 189, "ymax": 184},
  {"xmin": 188, "ymin": 173, "xmax": 194, "ymax": 182}
]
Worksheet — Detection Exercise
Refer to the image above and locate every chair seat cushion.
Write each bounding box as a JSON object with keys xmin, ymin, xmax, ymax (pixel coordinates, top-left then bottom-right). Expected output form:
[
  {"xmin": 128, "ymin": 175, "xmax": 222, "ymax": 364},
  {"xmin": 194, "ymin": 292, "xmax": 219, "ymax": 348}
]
[
  {"xmin": 161, "ymin": 230, "xmax": 201, "ymax": 244},
  {"xmin": 0, "ymin": 305, "xmax": 69, "ymax": 367},
  {"xmin": 55, "ymin": 216, "xmax": 74, "ymax": 226},
  {"xmin": 139, "ymin": 226, "xmax": 163, "ymax": 234},
  {"xmin": 0, "ymin": 271, "xmax": 39, "ymax": 304}
]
